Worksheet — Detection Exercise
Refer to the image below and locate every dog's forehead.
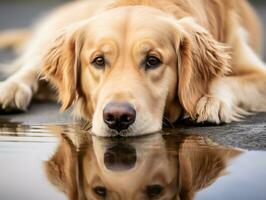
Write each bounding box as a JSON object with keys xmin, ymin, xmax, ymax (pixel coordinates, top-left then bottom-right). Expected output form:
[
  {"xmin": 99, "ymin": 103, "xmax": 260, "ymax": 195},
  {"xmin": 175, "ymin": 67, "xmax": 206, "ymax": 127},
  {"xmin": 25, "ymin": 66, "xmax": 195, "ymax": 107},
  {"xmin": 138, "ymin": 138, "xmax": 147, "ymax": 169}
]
[
  {"xmin": 82, "ymin": 9, "xmax": 175, "ymax": 52},
  {"xmin": 86, "ymin": 6, "xmax": 173, "ymax": 36}
]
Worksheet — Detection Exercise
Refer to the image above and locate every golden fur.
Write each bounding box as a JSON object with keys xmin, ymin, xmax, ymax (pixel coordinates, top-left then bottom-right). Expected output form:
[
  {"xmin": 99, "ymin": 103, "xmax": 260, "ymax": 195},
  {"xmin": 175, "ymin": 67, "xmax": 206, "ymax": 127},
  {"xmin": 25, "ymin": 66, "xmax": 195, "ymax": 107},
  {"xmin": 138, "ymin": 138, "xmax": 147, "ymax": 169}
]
[
  {"xmin": 44, "ymin": 127, "xmax": 241, "ymax": 200},
  {"xmin": 0, "ymin": 0, "xmax": 265, "ymax": 136}
]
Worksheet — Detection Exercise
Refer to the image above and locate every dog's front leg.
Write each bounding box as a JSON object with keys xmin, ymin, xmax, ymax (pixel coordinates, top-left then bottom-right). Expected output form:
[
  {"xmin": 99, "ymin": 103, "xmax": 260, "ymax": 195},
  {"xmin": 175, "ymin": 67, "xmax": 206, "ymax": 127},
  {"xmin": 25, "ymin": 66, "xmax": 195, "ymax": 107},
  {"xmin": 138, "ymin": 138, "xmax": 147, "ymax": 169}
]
[
  {"xmin": 195, "ymin": 73, "xmax": 266, "ymax": 124},
  {"xmin": 0, "ymin": 61, "xmax": 40, "ymax": 111},
  {"xmin": 195, "ymin": 77, "xmax": 245, "ymax": 124}
]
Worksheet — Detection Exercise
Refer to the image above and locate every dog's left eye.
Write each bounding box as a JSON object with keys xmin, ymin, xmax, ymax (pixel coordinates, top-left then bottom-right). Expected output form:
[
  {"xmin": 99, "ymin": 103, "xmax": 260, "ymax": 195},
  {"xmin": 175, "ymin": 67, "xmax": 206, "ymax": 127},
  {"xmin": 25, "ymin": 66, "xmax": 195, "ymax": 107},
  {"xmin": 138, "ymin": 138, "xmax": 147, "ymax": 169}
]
[
  {"xmin": 92, "ymin": 56, "xmax": 105, "ymax": 69},
  {"xmin": 145, "ymin": 56, "xmax": 161, "ymax": 69},
  {"xmin": 93, "ymin": 186, "xmax": 107, "ymax": 197}
]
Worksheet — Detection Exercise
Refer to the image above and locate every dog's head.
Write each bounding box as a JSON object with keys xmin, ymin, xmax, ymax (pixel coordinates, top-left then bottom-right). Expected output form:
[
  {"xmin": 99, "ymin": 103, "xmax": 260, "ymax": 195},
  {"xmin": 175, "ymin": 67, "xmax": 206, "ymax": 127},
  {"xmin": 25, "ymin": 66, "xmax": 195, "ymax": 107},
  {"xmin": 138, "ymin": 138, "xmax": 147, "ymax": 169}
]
[
  {"xmin": 42, "ymin": 6, "xmax": 230, "ymax": 136},
  {"xmin": 44, "ymin": 130, "xmax": 241, "ymax": 200}
]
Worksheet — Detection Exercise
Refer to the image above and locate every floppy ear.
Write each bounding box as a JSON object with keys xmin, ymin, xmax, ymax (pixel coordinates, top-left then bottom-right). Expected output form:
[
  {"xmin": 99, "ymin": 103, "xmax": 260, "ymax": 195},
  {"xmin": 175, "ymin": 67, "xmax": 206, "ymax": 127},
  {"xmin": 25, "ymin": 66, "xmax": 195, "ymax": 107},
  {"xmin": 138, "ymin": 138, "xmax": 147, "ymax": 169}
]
[
  {"xmin": 176, "ymin": 18, "xmax": 231, "ymax": 118},
  {"xmin": 178, "ymin": 136, "xmax": 241, "ymax": 200},
  {"xmin": 42, "ymin": 28, "xmax": 84, "ymax": 111},
  {"xmin": 44, "ymin": 134, "xmax": 78, "ymax": 199}
]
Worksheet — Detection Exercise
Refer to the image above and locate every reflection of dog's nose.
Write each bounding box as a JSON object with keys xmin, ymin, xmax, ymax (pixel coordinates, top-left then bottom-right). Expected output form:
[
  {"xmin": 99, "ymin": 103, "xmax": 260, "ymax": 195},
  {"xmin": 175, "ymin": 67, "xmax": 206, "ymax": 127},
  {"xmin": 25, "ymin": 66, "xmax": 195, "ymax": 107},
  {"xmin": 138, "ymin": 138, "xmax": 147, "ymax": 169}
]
[
  {"xmin": 103, "ymin": 102, "xmax": 136, "ymax": 132},
  {"xmin": 104, "ymin": 143, "xmax": 137, "ymax": 171}
]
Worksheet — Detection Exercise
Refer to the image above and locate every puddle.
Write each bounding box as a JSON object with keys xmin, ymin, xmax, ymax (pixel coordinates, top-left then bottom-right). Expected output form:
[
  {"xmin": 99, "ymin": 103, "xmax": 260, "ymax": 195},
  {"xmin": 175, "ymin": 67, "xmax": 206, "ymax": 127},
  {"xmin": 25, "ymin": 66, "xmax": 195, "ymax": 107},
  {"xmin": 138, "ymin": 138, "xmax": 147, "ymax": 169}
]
[{"xmin": 0, "ymin": 122, "xmax": 266, "ymax": 200}]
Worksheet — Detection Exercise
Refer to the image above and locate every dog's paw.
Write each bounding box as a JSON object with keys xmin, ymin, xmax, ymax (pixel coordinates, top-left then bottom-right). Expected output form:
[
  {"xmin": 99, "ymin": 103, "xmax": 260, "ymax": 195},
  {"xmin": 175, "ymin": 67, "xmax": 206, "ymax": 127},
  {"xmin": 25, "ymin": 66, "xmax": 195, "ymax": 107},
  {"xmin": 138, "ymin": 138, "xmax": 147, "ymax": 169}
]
[
  {"xmin": 195, "ymin": 95, "xmax": 248, "ymax": 124},
  {"xmin": 0, "ymin": 80, "xmax": 33, "ymax": 111}
]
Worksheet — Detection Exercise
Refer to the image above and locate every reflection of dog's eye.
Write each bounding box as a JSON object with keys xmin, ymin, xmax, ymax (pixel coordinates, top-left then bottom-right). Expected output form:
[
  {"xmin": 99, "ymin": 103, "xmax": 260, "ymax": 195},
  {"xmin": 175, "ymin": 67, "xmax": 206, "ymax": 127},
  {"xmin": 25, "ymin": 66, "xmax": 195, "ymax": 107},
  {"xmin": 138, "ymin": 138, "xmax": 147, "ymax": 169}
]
[
  {"xmin": 145, "ymin": 56, "xmax": 161, "ymax": 69},
  {"xmin": 146, "ymin": 185, "xmax": 164, "ymax": 198},
  {"xmin": 92, "ymin": 56, "xmax": 105, "ymax": 68},
  {"xmin": 93, "ymin": 186, "xmax": 107, "ymax": 197}
]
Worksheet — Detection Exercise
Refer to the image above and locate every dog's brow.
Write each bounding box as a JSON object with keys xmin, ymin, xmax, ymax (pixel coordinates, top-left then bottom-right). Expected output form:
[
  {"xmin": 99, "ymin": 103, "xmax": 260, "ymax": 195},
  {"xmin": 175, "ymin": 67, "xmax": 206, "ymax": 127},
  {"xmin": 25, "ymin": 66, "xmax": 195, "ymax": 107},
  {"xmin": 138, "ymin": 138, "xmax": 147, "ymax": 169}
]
[
  {"xmin": 101, "ymin": 43, "xmax": 116, "ymax": 54},
  {"xmin": 135, "ymin": 42, "xmax": 153, "ymax": 55},
  {"xmin": 89, "ymin": 42, "xmax": 118, "ymax": 60}
]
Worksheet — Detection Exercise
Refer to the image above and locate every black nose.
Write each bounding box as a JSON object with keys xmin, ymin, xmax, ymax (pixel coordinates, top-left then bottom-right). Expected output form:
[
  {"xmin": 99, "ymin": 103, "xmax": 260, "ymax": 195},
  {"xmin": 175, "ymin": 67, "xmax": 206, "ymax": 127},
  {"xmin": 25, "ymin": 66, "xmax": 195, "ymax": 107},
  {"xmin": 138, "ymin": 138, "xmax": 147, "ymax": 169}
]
[{"xmin": 103, "ymin": 102, "xmax": 136, "ymax": 132}]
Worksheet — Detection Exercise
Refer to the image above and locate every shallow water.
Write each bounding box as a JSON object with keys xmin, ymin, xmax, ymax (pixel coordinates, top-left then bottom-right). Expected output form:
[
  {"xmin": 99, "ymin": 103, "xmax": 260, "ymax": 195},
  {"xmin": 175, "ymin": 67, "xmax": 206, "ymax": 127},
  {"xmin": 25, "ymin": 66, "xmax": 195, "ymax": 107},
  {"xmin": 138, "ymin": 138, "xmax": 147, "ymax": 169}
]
[{"xmin": 0, "ymin": 122, "xmax": 266, "ymax": 200}]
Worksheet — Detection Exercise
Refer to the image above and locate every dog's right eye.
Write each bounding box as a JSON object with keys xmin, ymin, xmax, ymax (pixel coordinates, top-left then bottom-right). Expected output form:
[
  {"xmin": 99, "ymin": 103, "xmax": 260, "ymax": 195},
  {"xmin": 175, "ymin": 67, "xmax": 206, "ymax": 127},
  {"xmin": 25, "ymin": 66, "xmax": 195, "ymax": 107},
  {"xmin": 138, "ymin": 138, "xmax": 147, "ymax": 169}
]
[
  {"xmin": 92, "ymin": 56, "xmax": 105, "ymax": 69},
  {"xmin": 146, "ymin": 184, "xmax": 164, "ymax": 198}
]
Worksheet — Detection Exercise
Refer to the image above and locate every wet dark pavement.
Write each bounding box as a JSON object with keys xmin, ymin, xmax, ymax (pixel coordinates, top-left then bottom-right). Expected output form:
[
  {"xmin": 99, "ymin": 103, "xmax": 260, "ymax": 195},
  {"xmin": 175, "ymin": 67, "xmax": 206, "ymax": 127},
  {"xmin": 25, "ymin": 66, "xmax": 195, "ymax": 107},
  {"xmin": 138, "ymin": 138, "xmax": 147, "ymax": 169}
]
[{"xmin": 0, "ymin": 124, "xmax": 266, "ymax": 200}]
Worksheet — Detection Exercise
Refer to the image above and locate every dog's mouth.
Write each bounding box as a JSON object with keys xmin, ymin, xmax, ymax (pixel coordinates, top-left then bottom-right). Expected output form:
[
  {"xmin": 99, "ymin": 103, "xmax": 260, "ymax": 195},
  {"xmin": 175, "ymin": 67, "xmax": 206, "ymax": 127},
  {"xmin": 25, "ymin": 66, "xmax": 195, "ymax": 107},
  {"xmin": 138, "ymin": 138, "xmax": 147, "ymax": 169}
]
[
  {"xmin": 105, "ymin": 128, "xmax": 135, "ymax": 137},
  {"xmin": 104, "ymin": 143, "xmax": 137, "ymax": 171}
]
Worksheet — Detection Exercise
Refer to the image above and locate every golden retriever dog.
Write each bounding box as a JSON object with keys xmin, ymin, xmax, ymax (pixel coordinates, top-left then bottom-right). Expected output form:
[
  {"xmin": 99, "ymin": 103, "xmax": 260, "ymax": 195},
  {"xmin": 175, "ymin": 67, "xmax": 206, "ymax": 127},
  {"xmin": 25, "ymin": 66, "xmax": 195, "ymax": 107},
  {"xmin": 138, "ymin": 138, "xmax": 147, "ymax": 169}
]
[
  {"xmin": 0, "ymin": 0, "xmax": 266, "ymax": 136},
  {"xmin": 45, "ymin": 128, "xmax": 241, "ymax": 200}
]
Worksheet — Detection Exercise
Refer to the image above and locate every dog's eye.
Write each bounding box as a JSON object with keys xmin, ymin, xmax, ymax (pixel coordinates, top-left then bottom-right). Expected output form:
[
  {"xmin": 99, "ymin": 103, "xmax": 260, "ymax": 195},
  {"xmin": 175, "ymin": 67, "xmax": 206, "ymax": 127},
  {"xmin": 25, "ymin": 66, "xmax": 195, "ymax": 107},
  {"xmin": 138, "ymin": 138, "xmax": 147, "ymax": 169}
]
[
  {"xmin": 92, "ymin": 56, "xmax": 105, "ymax": 68},
  {"xmin": 145, "ymin": 56, "xmax": 161, "ymax": 69},
  {"xmin": 93, "ymin": 186, "xmax": 107, "ymax": 197},
  {"xmin": 146, "ymin": 184, "xmax": 164, "ymax": 198}
]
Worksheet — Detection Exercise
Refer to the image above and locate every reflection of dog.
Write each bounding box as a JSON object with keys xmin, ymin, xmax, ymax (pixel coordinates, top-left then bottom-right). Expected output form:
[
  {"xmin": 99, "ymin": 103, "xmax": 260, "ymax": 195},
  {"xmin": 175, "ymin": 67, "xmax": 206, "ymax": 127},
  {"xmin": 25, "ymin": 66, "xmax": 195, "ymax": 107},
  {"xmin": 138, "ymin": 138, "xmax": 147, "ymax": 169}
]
[
  {"xmin": 44, "ymin": 129, "xmax": 241, "ymax": 200},
  {"xmin": 0, "ymin": 0, "xmax": 266, "ymax": 136}
]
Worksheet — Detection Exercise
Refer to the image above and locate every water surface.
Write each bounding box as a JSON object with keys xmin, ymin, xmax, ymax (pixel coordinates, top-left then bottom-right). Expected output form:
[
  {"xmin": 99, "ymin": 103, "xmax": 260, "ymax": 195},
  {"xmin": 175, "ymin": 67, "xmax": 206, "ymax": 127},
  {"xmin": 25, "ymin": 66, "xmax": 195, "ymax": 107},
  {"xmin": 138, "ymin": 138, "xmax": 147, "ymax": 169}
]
[{"xmin": 0, "ymin": 121, "xmax": 266, "ymax": 200}]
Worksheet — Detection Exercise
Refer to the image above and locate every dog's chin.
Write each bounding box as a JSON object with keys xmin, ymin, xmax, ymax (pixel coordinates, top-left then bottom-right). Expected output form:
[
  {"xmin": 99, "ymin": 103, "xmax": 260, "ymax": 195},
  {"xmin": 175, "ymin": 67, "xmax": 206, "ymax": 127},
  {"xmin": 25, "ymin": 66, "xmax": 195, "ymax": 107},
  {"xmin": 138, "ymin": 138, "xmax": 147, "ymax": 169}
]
[{"xmin": 91, "ymin": 124, "xmax": 162, "ymax": 137}]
